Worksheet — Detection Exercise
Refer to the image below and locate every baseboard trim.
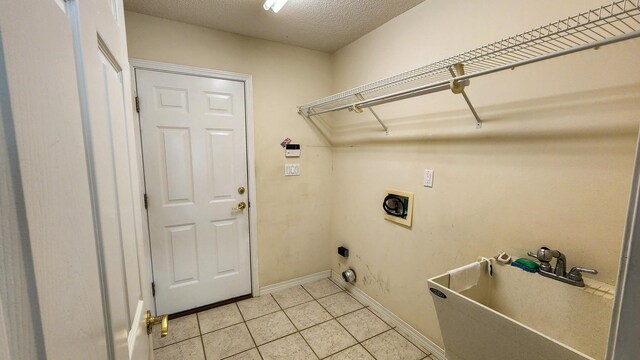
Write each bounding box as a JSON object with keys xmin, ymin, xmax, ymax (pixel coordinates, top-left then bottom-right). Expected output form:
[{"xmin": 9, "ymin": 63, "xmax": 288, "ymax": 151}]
[
  {"xmin": 330, "ymin": 271, "xmax": 447, "ymax": 360},
  {"xmin": 259, "ymin": 270, "xmax": 332, "ymax": 295}
]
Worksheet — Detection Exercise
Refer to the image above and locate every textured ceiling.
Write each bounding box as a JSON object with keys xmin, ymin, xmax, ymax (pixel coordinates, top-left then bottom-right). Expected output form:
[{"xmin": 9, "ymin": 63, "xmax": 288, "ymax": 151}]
[{"xmin": 123, "ymin": 0, "xmax": 425, "ymax": 53}]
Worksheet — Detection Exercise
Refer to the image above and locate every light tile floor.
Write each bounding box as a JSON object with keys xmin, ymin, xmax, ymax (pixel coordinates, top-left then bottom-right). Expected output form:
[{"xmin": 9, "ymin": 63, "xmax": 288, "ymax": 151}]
[{"xmin": 153, "ymin": 278, "xmax": 435, "ymax": 360}]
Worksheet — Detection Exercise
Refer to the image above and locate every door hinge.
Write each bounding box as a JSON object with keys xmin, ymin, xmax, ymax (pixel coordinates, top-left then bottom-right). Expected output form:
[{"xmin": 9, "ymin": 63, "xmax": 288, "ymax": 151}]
[
  {"xmin": 151, "ymin": 282, "xmax": 156, "ymax": 297},
  {"xmin": 144, "ymin": 193, "xmax": 148, "ymax": 209},
  {"xmin": 135, "ymin": 96, "xmax": 140, "ymax": 113}
]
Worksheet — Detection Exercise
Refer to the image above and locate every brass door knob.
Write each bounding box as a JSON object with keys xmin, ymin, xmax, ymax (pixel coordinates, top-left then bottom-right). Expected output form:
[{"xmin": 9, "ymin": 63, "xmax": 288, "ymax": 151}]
[
  {"xmin": 238, "ymin": 186, "xmax": 246, "ymax": 195},
  {"xmin": 233, "ymin": 201, "xmax": 247, "ymax": 211},
  {"xmin": 146, "ymin": 310, "xmax": 168, "ymax": 337}
]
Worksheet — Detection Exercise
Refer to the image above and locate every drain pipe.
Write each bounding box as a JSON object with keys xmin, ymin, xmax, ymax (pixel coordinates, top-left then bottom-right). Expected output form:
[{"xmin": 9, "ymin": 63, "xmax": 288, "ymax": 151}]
[{"xmin": 342, "ymin": 268, "xmax": 356, "ymax": 283}]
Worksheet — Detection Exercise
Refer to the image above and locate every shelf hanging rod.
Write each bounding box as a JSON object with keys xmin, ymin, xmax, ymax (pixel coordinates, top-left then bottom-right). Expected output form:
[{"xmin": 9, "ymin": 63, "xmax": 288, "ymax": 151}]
[{"xmin": 302, "ymin": 80, "xmax": 467, "ymax": 117}]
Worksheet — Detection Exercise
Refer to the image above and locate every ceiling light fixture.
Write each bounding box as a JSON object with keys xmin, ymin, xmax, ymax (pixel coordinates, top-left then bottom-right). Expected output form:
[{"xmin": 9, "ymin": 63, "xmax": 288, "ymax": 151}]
[{"xmin": 263, "ymin": 0, "xmax": 288, "ymax": 13}]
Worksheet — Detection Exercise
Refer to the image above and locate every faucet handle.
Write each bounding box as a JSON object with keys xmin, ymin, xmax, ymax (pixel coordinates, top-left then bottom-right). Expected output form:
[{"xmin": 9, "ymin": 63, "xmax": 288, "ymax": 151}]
[
  {"xmin": 529, "ymin": 247, "xmax": 555, "ymax": 262},
  {"xmin": 568, "ymin": 267, "xmax": 598, "ymax": 281},
  {"xmin": 528, "ymin": 248, "xmax": 553, "ymax": 272}
]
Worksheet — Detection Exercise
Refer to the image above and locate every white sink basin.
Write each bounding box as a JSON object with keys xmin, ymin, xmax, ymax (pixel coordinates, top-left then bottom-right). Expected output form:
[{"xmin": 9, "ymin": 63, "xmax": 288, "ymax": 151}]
[{"xmin": 428, "ymin": 260, "xmax": 613, "ymax": 360}]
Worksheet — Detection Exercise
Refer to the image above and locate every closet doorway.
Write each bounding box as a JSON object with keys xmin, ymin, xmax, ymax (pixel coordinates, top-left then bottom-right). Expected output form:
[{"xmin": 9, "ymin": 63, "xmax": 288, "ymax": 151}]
[{"xmin": 134, "ymin": 63, "xmax": 257, "ymax": 315}]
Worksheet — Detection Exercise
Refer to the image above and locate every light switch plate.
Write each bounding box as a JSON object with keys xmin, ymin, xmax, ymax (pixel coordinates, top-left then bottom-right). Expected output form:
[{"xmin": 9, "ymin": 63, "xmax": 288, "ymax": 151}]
[
  {"xmin": 285, "ymin": 164, "xmax": 300, "ymax": 176},
  {"xmin": 424, "ymin": 169, "xmax": 434, "ymax": 187}
]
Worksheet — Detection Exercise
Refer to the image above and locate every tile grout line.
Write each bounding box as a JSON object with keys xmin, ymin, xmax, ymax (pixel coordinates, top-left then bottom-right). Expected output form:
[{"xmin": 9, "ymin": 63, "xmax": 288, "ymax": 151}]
[
  {"xmin": 302, "ymin": 280, "xmax": 344, "ymax": 300},
  {"xmin": 195, "ymin": 312, "xmax": 208, "ymax": 360},
  {"xmin": 245, "ymin": 297, "xmax": 265, "ymax": 360},
  {"xmin": 303, "ymin": 286, "xmax": 369, "ymax": 359},
  {"xmin": 330, "ymin": 303, "xmax": 379, "ymax": 360},
  {"xmin": 241, "ymin": 310, "xmax": 329, "ymax": 351},
  {"xmin": 277, "ymin": 297, "xmax": 316, "ymax": 312},
  {"xmin": 199, "ymin": 303, "xmax": 278, "ymax": 337},
  {"xmin": 219, "ymin": 347, "xmax": 260, "ymax": 360},
  {"xmin": 395, "ymin": 329, "xmax": 431, "ymax": 357},
  {"xmin": 302, "ymin": 281, "xmax": 386, "ymax": 359},
  {"xmin": 200, "ymin": 295, "xmax": 316, "ymax": 359},
  {"xmin": 271, "ymin": 285, "xmax": 314, "ymax": 310},
  {"xmin": 335, "ymin": 309, "xmax": 393, "ymax": 343},
  {"xmin": 291, "ymin": 309, "xmax": 335, "ymax": 332},
  {"xmin": 338, "ymin": 291, "xmax": 398, "ymax": 329},
  {"xmin": 235, "ymin": 300, "xmax": 263, "ymax": 360},
  {"xmin": 152, "ymin": 334, "xmax": 202, "ymax": 351},
  {"xmin": 246, "ymin": 294, "xmax": 297, "ymax": 347},
  {"xmin": 274, "ymin": 288, "xmax": 322, "ymax": 360},
  {"xmin": 328, "ymin": 277, "xmax": 428, "ymax": 355},
  {"xmin": 242, "ymin": 308, "xmax": 281, "ymax": 323},
  {"xmin": 326, "ymin": 278, "xmax": 427, "ymax": 359},
  {"xmin": 217, "ymin": 324, "xmax": 261, "ymax": 360},
  {"xmin": 274, "ymin": 289, "xmax": 323, "ymax": 331},
  {"xmin": 300, "ymin": 279, "xmax": 348, "ymax": 359},
  {"xmin": 235, "ymin": 293, "xmax": 372, "ymax": 334},
  {"xmin": 200, "ymin": 320, "xmax": 245, "ymax": 337}
]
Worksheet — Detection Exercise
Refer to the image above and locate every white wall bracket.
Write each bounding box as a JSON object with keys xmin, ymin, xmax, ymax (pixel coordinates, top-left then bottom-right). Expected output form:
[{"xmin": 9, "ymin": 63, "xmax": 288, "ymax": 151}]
[{"xmin": 353, "ymin": 93, "xmax": 389, "ymax": 135}]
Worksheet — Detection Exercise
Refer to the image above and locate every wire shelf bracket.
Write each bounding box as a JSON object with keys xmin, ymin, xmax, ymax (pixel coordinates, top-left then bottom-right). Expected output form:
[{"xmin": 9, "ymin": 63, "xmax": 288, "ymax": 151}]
[
  {"xmin": 350, "ymin": 93, "xmax": 389, "ymax": 134},
  {"xmin": 448, "ymin": 64, "xmax": 482, "ymax": 129},
  {"xmin": 297, "ymin": 0, "xmax": 640, "ymax": 133}
]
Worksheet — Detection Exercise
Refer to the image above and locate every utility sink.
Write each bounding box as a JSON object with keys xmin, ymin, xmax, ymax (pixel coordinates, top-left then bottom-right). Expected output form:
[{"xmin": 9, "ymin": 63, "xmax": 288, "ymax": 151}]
[{"xmin": 428, "ymin": 261, "xmax": 614, "ymax": 360}]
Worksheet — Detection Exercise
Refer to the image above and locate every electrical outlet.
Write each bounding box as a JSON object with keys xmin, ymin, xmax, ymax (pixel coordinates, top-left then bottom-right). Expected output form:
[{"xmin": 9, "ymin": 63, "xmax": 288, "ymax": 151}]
[
  {"xmin": 424, "ymin": 169, "xmax": 434, "ymax": 187},
  {"xmin": 285, "ymin": 164, "xmax": 300, "ymax": 176}
]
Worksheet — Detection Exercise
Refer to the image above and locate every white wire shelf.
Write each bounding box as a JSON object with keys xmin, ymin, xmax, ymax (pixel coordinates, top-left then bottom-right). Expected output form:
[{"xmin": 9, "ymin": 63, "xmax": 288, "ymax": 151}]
[{"xmin": 297, "ymin": 0, "xmax": 640, "ymax": 131}]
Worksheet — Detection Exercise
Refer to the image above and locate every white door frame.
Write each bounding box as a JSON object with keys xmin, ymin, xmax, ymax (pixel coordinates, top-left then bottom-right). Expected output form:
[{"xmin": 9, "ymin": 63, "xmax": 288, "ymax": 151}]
[
  {"xmin": 129, "ymin": 59, "xmax": 260, "ymax": 312},
  {"xmin": 606, "ymin": 126, "xmax": 640, "ymax": 359}
]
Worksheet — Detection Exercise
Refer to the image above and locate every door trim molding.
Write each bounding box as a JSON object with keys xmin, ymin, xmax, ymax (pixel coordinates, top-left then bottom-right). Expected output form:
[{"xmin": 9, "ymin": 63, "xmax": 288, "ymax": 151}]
[
  {"xmin": 606, "ymin": 126, "xmax": 640, "ymax": 359},
  {"xmin": 129, "ymin": 59, "xmax": 260, "ymax": 312}
]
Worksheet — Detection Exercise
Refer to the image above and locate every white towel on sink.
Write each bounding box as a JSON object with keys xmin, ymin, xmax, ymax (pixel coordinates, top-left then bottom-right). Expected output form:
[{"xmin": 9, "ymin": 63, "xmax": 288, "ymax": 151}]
[{"xmin": 448, "ymin": 262, "xmax": 481, "ymax": 292}]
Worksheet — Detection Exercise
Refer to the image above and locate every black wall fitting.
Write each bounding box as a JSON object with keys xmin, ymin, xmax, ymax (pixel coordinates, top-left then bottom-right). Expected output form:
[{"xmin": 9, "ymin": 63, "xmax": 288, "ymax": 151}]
[{"xmin": 338, "ymin": 246, "xmax": 349, "ymax": 257}]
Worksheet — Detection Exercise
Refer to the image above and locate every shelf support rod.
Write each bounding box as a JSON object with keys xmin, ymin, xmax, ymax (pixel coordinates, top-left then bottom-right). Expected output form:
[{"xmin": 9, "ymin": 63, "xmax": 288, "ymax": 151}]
[
  {"xmin": 448, "ymin": 64, "xmax": 482, "ymax": 129},
  {"xmin": 460, "ymin": 92, "xmax": 482, "ymax": 129},
  {"xmin": 355, "ymin": 93, "xmax": 389, "ymax": 134}
]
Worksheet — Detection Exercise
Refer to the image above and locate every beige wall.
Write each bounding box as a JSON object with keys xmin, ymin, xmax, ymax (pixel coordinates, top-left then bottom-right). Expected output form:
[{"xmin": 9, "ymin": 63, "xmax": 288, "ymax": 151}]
[
  {"xmin": 330, "ymin": 0, "xmax": 640, "ymax": 347},
  {"xmin": 124, "ymin": 12, "xmax": 334, "ymax": 286}
]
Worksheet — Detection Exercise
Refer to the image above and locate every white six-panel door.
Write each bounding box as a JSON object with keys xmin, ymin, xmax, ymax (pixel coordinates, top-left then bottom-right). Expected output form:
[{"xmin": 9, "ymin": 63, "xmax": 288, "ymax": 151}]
[
  {"xmin": 1, "ymin": 0, "xmax": 152, "ymax": 358},
  {"xmin": 70, "ymin": 0, "xmax": 151, "ymax": 357},
  {"xmin": 136, "ymin": 69, "xmax": 251, "ymax": 315},
  {"xmin": 0, "ymin": 0, "xmax": 112, "ymax": 358}
]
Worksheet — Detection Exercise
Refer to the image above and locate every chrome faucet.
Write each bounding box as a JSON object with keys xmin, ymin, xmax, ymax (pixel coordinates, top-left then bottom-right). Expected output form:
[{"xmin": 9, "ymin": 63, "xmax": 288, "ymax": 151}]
[{"xmin": 527, "ymin": 247, "xmax": 597, "ymax": 287}]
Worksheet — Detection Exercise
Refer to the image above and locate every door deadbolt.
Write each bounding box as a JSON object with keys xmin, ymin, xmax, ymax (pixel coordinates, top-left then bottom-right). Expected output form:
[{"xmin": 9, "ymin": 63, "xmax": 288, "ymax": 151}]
[
  {"xmin": 146, "ymin": 310, "xmax": 168, "ymax": 337},
  {"xmin": 238, "ymin": 186, "xmax": 246, "ymax": 195}
]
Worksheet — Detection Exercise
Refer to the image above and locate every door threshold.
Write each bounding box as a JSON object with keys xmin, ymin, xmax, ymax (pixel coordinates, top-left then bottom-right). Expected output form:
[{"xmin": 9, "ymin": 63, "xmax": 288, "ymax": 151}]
[{"xmin": 169, "ymin": 294, "xmax": 253, "ymax": 319}]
